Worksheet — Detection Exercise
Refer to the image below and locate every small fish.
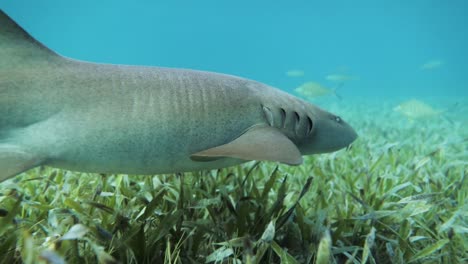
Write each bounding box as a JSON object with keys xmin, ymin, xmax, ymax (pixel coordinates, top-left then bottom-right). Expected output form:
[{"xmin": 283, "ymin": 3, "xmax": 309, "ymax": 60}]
[
  {"xmin": 325, "ymin": 74, "xmax": 358, "ymax": 82},
  {"xmin": 393, "ymin": 100, "xmax": 443, "ymax": 119},
  {"xmin": 420, "ymin": 60, "xmax": 443, "ymax": 70},
  {"xmin": 294, "ymin": 82, "xmax": 339, "ymax": 99},
  {"xmin": 285, "ymin": 70, "xmax": 305, "ymax": 77}
]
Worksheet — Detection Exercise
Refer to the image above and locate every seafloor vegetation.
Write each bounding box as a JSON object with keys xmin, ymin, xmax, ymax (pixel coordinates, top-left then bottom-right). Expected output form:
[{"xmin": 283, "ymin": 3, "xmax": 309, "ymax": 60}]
[{"xmin": 0, "ymin": 97, "xmax": 466, "ymax": 264}]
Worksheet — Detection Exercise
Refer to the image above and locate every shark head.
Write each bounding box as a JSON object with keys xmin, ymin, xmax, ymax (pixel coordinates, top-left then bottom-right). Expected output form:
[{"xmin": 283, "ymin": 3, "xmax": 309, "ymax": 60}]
[{"xmin": 300, "ymin": 107, "xmax": 358, "ymax": 155}]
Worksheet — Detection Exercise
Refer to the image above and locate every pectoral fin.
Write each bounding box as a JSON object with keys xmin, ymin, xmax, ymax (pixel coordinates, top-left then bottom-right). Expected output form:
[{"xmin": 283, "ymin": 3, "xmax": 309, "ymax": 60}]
[
  {"xmin": 0, "ymin": 145, "xmax": 42, "ymax": 182},
  {"xmin": 191, "ymin": 125, "xmax": 303, "ymax": 165}
]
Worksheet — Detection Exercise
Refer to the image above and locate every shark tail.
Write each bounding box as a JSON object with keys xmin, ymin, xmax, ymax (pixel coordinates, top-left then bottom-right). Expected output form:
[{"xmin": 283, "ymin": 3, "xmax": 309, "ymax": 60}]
[{"xmin": 0, "ymin": 9, "xmax": 63, "ymax": 67}]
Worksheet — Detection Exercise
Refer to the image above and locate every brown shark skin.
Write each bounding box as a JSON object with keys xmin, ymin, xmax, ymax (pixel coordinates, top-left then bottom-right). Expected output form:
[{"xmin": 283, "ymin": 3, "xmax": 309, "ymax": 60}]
[{"xmin": 0, "ymin": 10, "xmax": 357, "ymax": 179}]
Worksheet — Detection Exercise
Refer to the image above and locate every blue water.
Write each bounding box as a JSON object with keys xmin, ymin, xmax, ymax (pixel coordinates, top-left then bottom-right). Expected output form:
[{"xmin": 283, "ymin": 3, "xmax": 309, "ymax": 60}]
[{"xmin": 1, "ymin": 0, "xmax": 467, "ymax": 97}]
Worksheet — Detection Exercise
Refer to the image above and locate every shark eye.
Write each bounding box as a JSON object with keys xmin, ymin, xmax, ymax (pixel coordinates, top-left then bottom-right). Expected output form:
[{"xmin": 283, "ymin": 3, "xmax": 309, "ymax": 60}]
[{"xmin": 334, "ymin": 116, "xmax": 342, "ymax": 123}]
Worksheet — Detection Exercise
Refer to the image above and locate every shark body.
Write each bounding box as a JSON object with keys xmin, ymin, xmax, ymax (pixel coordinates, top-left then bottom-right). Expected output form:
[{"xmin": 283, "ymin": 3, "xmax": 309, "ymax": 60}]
[{"xmin": 0, "ymin": 10, "xmax": 357, "ymax": 181}]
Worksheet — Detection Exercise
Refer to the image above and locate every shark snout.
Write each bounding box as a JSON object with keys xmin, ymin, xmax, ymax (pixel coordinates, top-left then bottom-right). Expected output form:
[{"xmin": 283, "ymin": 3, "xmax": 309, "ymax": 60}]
[
  {"xmin": 342, "ymin": 120, "xmax": 358, "ymax": 149},
  {"xmin": 302, "ymin": 113, "xmax": 358, "ymax": 154},
  {"xmin": 326, "ymin": 116, "xmax": 358, "ymax": 152}
]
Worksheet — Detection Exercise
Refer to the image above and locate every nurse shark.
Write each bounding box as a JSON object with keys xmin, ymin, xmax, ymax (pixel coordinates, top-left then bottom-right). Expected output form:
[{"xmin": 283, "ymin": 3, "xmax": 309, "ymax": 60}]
[{"xmin": 0, "ymin": 10, "xmax": 357, "ymax": 181}]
